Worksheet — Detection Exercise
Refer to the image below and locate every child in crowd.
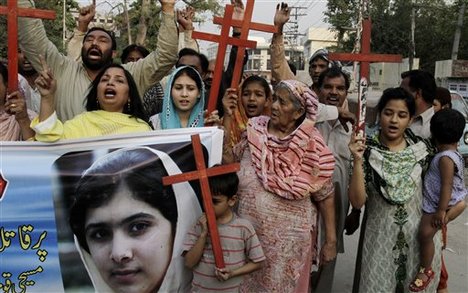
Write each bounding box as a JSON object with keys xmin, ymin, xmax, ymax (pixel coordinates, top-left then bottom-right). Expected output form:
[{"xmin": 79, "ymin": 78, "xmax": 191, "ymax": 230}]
[
  {"xmin": 149, "ymin": 65, "xmax": 219, "ymax": 129},
  {"xmin": 409, "ymin": 108, "xmax": 467, "ymax": 292},
  {"xmin": 222, "ymin": 75, "xmax": 272, "ymax": 147},
  {"xmin": 183, "ymin": 171, "xmax": 265, "ymax": 292},
  {"xmin": 433, "ymin": 87, "xmax": 452, "ymax": 112}
]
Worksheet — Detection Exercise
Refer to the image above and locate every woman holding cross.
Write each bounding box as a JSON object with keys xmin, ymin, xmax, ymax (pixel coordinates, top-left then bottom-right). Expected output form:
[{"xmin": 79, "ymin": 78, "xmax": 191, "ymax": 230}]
[{"xmin": 224, "ymin": 79, "xmax": 337, "ymax": 291}]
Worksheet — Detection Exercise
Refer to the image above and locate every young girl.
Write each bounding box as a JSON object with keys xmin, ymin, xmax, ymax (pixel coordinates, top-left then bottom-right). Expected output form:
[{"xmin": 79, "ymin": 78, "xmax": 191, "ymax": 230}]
[
  {"xmin": 69, "ymin": 147, "xmax": 203, "ymax": 293},
  {"xmin": 149, "ymin": 65, "xmax": 219, "ymax": 129},
  {"xmin": 348, "ymin": 87, "xmax": 442, "ymax": 292},
  {"xmin": 409, "ymin": 108, "xmax": 467, "ymax": 292},
  {"xmin": 222, "ymin": 75, "xmax": 272, "ymax": 147}
]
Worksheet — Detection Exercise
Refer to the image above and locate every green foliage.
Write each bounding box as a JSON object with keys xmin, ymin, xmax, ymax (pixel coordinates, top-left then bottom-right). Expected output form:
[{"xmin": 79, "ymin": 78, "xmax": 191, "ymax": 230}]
[
  {"xmin": 325, "ymin": 0, "xmax": 468, "ymax": 73},
  {"xmin": 0, "ymin": 0, "xmax": 78, "ymax": 59},
  {"xmin": 113, "ymin": 0, "xmax": 222, "ymax": 52}
]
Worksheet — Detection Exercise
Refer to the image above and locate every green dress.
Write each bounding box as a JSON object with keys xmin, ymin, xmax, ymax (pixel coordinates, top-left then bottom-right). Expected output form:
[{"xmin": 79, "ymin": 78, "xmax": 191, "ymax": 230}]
[{"xmin": 356, "ymin": 130, "xmax": 441, "ymax": 293}]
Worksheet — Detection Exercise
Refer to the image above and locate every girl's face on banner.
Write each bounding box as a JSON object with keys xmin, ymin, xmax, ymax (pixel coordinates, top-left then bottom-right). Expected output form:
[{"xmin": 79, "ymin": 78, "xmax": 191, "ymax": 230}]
[{"xmin": 84, "ymin": 184, "xmax": 173, "ymax": 293}]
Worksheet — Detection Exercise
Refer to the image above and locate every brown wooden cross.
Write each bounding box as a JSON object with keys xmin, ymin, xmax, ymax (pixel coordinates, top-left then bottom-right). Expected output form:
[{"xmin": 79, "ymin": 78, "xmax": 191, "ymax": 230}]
[
  {"xmin": 162, "ymin": 134, "xmax": 240, "ymax": 269},
  {"xmin": 192, "ymin": 0, "xmax": 277, "ymax": 112},
  {"xmin": 0, "ymin": 1, "xmax": 56, "ymax": 92},
  {"xmin": 328, "ymin": 18, "xmax": 402, "ymax": 81}
]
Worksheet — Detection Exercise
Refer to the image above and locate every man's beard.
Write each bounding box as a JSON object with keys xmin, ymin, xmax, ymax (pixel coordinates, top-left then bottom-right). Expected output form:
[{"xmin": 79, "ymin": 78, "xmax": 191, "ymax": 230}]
[{"xmin": 81, "ymin": 47, "xmax": 113, "ymax": 71}]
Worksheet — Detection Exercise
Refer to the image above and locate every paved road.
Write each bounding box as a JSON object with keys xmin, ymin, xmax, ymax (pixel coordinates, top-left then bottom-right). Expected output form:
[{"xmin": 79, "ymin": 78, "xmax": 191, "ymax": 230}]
[{"xmin": 332, "ymin": 180, "xmax": 468, "ymax": 293}]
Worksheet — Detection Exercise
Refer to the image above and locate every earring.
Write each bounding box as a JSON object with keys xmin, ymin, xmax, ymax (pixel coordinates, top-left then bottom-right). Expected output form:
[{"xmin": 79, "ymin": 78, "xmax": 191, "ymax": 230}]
[
  {"xmin": 96, "ymin": 99, "xmax": 100, "ymax": 109},
  {"xmin": 127, "ymin": 99, "xmax": 131, "ymax": 112}
]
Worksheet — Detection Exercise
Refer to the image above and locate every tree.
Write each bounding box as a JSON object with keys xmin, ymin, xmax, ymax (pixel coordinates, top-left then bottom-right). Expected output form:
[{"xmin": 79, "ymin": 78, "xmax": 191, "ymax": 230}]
[
  {"xmin": 113, "ymin": 0, "xmax": 222, "ymax": 51},
  {"xmin": 324, "ymin": 0, "xmax": 468, "ymax": 73},
  {"xmin": 0, "ymin": 0, "xmax": 79, "ymax": 59}
]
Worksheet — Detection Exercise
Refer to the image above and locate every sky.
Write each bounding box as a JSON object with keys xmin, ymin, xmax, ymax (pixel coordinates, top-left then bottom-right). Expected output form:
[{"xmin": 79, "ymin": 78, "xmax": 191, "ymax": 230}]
[{"xmin": 77, "ymin": 0, "xmax": 330, "ymax": 38}]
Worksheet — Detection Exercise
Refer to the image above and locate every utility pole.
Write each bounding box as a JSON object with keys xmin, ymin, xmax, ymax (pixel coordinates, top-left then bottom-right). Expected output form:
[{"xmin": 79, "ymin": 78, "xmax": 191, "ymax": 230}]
[
  {"xmin": 123, "ymin": 0, "xmax": 132, "ymax": 45},
  {"xmin": 283, "ymin": 6, "xmax": 306, "ymax": 70},
  {"xmin": 451, "ymin": 0, "xmax": 465, "ymax": 60},
  {"xmin": 63, "ymin": 0, "xmax": 66, "ymax": 50},
  {"xmin": 409, "ymin": 2, "xmax": 416, "ymax": 70}
]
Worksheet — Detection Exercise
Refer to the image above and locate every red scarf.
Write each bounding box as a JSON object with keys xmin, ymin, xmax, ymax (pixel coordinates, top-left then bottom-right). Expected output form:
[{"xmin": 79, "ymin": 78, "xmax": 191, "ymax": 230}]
[{"xmin": 246, "ymin": 116, "xmax": 335, "ymax": 200}]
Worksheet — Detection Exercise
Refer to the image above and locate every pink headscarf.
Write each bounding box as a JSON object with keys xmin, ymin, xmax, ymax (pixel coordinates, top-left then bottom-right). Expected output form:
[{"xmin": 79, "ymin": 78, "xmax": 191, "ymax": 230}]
[{"xmin": 277, "ymin": 80, "xmax": 319, "ymax": 122}]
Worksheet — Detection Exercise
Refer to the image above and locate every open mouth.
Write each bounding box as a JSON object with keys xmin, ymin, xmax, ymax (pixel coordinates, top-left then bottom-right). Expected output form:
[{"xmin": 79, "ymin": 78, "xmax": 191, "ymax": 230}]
[
  {"xmin": 104, "ymin": 88, "xmax": 116, "ymax": 98},
  {"xmin": 88, "ymin": 48, "xmax": 102, "ymax": 59},
  {"xmin": 327, "ymin": 96, "xmax": 339, "ymax": 105}
]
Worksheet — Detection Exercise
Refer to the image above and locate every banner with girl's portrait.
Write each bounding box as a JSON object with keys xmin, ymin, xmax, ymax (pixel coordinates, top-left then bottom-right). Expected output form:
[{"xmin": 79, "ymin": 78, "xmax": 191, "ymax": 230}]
[{"xmin": 0, "ymin": 127, "xmax": 223, "ymax": 292}]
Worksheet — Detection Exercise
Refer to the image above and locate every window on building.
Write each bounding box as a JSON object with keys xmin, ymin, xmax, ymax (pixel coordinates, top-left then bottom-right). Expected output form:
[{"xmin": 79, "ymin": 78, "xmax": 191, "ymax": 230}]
[{"xmin": 449, "ymin": 84, "xmax": 458, "ymax": 91}]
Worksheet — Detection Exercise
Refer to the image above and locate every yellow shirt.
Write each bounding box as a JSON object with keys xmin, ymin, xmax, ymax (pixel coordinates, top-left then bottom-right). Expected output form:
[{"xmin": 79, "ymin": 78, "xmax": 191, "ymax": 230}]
[{"xmin": 31, "ymin": 110, "xmax": 151, "ymax": 142}]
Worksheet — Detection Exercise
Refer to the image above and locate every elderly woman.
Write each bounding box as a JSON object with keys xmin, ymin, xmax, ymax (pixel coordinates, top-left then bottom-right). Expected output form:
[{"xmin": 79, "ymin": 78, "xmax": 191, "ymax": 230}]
[{"xmin": 224, "ymin": 80, "xmax": 337, "ymax": 292}]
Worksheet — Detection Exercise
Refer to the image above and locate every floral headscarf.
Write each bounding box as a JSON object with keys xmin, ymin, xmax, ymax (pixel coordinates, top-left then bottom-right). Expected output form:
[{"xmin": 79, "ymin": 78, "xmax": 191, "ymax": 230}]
[{"xmin": 161, "ymin": 66, "xmax": 206, "ymax": 129}]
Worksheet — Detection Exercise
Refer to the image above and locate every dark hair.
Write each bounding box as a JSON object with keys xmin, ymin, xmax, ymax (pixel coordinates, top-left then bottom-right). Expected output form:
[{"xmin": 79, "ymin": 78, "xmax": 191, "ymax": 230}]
[
  {"xmin": 172, "ymin": 66, "xmax": 203, "ymax": 92},
  {"xmin": 199, "ymin": 53, "xmax": 209, "ymax": 74},
  {"xmin": 377, "ymin": 87, "xmax": 416, "ymax": 117},
  {"xmin": 84, "ymin": 27, "xmax": 117, "ymax": 51},
  {"xmin": 288, "ymin": 62, "xmax": 297, "ymax": 76},
  {"xmin": 400, "ymin": 70, "xmax": 436, "ymax": 104},
  {"xmin": 430, "ymin": 108, "xmax": 465, "ymax": 144},
  {"xmin": 435, "ymin": 87, "xmax": 452, "ymax": 109},
  {"xmin": 209, "ymin": 170, "xmax": 239, "ymax": 199},
  {"xmin": 317, "ymin": 66, "xmax": 350, "ymax": 90},
  {"xmin": 69, "ymin": 148, "xmax": 178, "ymax": 252},
  {"xmin": 241, "ymin": 75, "xmax": 271, "ymax": 98},
  {"xmin": 0, "ymin": 62, "xmax": 7, "ymax": 85},
  {"xmin": 176, "ymin": 48, "xmax": 203, "ymax": 71},
  {"xmin": 120, "ymin": 44, "xmax": 150, "ymax": 64},
  {"xmin": 86, "ymin": 63, "xmax": 148, "ymax": 122}
]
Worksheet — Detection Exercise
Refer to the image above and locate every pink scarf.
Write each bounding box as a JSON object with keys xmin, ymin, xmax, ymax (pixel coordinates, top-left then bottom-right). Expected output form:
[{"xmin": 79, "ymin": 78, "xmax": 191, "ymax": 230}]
[
  {"xmin": 246, "ymin": 116, "xmax": 335, "ymax": 200},
  {"xmin": 0, "ymin": 111, "xmax": 21, "ymax": 141}
]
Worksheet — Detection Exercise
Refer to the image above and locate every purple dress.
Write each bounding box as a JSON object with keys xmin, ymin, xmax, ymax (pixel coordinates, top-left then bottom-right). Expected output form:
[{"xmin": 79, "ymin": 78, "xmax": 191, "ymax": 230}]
[{"xmin": 423, "ymin": 150, "xmax": 467, "ymax": 213}]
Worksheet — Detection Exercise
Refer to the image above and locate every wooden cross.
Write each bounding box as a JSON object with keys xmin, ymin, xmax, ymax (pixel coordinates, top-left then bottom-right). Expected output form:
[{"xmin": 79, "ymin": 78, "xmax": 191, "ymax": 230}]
[
  {"xmin": 328, "ymin": 18, "xmax": 402, "ymax": 81},
  {"xmin": 162, "ymin": 134, "xmax": 240, "ymax": 269},
  {"xmin": 0, "ymin": 1, "xmax": 56, "ymax": 92},
  {"xmin": 192, "ymin": 0, "xmax": 277, "ymax": 112}
]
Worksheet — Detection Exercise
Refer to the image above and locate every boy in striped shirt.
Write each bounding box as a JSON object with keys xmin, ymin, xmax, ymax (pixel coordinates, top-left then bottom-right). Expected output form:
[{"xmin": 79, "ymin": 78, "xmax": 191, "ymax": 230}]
[{"xmin": 183, "ymin": 172, "xmax": 265, "ymax": 292}]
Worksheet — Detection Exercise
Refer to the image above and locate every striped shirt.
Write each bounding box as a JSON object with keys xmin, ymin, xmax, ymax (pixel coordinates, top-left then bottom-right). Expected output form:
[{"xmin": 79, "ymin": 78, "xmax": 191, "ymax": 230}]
[{"xmin": 183, "ymin": 214, "xmax": 265, "ymax": 292}]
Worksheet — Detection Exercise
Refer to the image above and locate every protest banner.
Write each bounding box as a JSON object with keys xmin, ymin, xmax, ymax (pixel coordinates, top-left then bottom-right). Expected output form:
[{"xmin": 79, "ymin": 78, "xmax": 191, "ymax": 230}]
[{"xmin": 0, "ymin": 127, "xmax": 223, "ymax": 292}]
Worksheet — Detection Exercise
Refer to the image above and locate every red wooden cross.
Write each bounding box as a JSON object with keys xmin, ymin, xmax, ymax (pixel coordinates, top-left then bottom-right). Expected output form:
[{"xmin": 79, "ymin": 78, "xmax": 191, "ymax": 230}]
[
  {"xmin": 0, "ymin": 1, "xmax": 56, "ymax": 92},
  {"xmin": 162, "ymin": 134, "xmax": 240, "ymax": 269},
  {"xmin": 192, "ymin": 0, "xmax": 277, "ymax": 112},
  {"xmin": 328, "ymin": 18, "xmax": 402, "ymax": 81}
]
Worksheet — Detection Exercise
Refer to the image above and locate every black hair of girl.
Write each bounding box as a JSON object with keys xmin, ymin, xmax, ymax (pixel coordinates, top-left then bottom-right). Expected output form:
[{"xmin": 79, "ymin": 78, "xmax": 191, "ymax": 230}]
[
  {"xmin": 120, "ymin": 44, "xmax": 150, "ymax": 64},
  {"xmin": 69, "ymin": 148, "xmax": 178, "ymax": 253},
  {"xmin": 377, "ymin": 87, "xmax": 416, "ymax": 117},
  {"xmin": 0, "ymin": 62, "xmax": 7, "ymax": 85},
  {"xmin": 241, "ymin": 75, "xmax": 271, "ymax": 99},
  {"xmin": 86, "ymin": 63, "xmax": 148, "ymax": 122},
  {"xmin": 430, "ymin": 108, "xmax": 465, "ymax": 144},
  {"xmin": 172, "ymin": 66, "xmax": 203, "ymax": 92}
]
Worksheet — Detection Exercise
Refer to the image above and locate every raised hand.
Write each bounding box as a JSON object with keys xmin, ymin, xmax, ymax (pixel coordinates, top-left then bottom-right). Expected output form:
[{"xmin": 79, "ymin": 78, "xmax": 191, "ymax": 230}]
[
  {"xmin": 34, "ymin": 56, "xmax": 56, "ymax": 100},
  {"xmin": 177, "ymin": 6, "xmax": 195, "ymax": 32},
  {"xmin": 222, "ymin": 88, "xmax": 238, "ymax": 116},
  {"xmin": 348, "ymin": 132, "xmax": 366, "ymax": 161},
  {"xmin": 232, "ymin": 0, "xmax": 245, "ymax": 34},
  {"xmin": 274, "ymin": 2, "xmax": 290, "ymax": 29},
  {"xmin": 78, "ymin": 1, "xmax": 96, "ymax": 32}
]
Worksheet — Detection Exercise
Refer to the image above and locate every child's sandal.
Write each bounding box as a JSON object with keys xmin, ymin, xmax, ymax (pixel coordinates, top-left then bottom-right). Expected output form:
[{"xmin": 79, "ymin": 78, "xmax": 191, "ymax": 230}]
[{"xmin": 409, "ymin": 266, "xmax": 435, "ymax": 292}]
